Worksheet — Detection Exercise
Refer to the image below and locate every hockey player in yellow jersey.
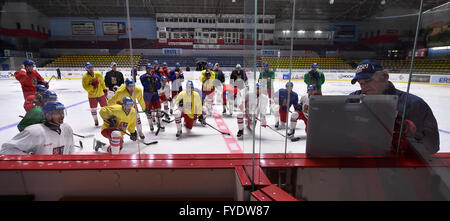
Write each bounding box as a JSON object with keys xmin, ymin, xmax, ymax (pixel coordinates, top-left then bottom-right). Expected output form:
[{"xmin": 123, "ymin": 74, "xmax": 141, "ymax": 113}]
[
  {"xmin": 199, "ymin": 62, "xmax": 216, "ymax": 116},
  {"xmin": 173, "ymin": 81, "xmax": 206, "ymax": 138},
  {"xmin": 82, "ymin": 62, "xmax": 107, "ymax": 126},
  {"xmin": 97, "ymin": 97, "xmax": 137, "ymax": 154},
  {"xmin": 107, "ymin": 78, "xmax": 146, "ymax": 140}
]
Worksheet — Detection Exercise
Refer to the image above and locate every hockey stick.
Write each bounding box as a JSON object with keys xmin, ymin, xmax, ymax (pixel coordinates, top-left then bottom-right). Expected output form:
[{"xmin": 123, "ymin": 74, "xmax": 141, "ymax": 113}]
[
  {"xmin": 47, "ymin": 75, "xmax": 56, "ymax": 84},
  {"xmin": 105, "ymin": 120, "xmax": 158, "ymax": 146},
  {"xmin": 255, "ymin": 117, "xmax": 286, "ymax": 138},
  {"xmin": 73, "ymin": 133, "xmax": 94, "ymax": 138},
  {"xmin": 204, "ymin": 122, "xmax": 231, "ymax": 136}
]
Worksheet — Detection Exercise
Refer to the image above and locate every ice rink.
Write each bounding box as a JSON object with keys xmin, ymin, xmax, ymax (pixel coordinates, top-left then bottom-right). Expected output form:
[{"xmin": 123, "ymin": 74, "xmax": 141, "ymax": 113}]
[{"xmin": 0, "ymin": 77, "xmax": 449, "ymax": 154}]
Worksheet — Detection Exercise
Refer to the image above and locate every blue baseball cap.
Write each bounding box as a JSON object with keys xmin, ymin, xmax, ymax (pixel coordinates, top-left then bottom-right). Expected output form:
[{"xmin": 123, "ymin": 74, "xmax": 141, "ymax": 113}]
[
  {"xmin": 175, "ymin": 62, "xmax": 181, "ymax": 67},
  {"xmin": 263, "ymin": 62, "xmax": 269, "ymax": 67},
  {"xmin": 153, "ymin": 60, "xmax": 159, "ymax": 65},
  {"xmin": 351, "ymin": 60, "xmax": 384, "ymax": 84}
]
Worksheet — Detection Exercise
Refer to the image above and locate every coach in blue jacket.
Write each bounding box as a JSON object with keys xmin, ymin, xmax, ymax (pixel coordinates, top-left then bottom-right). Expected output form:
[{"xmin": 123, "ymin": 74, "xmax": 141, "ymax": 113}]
[{"xmin": 350, "ymin": 60, "xmax": 439, "ymax": 155}]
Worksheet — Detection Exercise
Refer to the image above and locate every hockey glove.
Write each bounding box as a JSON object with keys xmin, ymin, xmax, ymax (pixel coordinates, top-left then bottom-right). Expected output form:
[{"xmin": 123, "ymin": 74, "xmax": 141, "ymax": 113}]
[
  {"xmin": 92, "ymin": 78, "xmax": 99, "ymax": 88},
  {"xmin": 198, "ymin": 114, "xmax": 206, "ymax": 126},
  {"xmin": 108, "ymin": 115, "xmax": 117, "ymax": 127},
  {"xmin": 130, "ymin": 131, "xmax": 138, "ymax": 141}
]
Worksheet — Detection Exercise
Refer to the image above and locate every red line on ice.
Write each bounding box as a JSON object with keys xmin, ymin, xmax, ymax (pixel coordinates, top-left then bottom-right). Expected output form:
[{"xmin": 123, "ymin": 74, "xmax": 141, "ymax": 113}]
[{"xmin": 212, "ymin": 109, "xmax": 243, "ymax": 153}]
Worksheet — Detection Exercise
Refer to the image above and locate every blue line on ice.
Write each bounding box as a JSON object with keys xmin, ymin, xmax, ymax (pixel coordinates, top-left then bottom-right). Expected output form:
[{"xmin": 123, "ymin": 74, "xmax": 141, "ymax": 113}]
[{"xmin": 0, "ymin": 100, "xmax": 88, "ymax": 132}]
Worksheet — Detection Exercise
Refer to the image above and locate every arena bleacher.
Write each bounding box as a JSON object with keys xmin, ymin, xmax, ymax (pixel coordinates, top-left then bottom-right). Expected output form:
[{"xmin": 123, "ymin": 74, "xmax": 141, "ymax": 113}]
[{"xmin": 45, "ymin": 55, "xmax": 141, "ymax": 68}]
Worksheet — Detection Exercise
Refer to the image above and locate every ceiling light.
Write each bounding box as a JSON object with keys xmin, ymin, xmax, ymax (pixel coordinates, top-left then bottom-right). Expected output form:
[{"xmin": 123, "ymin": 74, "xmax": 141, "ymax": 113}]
[{"xmin": 329, "ymin": 0, "xmax": 334, "ymax": 4}]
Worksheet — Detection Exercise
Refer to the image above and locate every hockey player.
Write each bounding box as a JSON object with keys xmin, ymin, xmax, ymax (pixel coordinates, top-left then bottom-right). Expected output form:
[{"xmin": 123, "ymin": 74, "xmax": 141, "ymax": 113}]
[
  {"xmin": 230, "ymin": 64, "xmax": 248, "ymax": 90},
  {"xmin": 258, "ymin": 62, "xmax": 275, "ymax": 101},
  {"xmin": 271, "ymin": 82, "xmax": 299, "ymax": 130},
  {"xmin": 222, "ymin": 84, "xmax": 238, "ymax": 115},
  {"xmin": 213, "ymin": 63, "xmax": 225, "ymax": 103},
  {"xmin": 158, "ymin": 76, "xmax": 171, "ymax": 120},
  {"xmin": 152, "ymin": 60, "xmax": 162, "ymax": 76},
  {"xmin": 236, "ymin": 83, "xmax": 268, "ymax": 139},
  {"xmin": 96, "ymin": 97, "xmax": 137, "ymax": 154},
  {"xmin": 82, "ymin": 62, "xmax": 108, "ymax": 126},
  {"xmin": 1, "ymin": 101, "xmax": 74, "ymax": 155},
  {"xmin": 287, "ymin": 85, "xmax": 315, "ymax": 137},
  {"xmin": 168, "ymin": 62, "xmax": 184, "ymax": 114},
  {"xmin": 140, "ymin": 63, "xmax": 163, "ymax": 132},
  {"xmin": 304, "ymin": 63, "xmax": 325, "ymax": 95},
  {"xmin": 14, "ymin": 59, "xmax": 48, "ymax": 101},
  {"xmin": 18, "ymin": 90, "xmax": 58, "ymax": 132},
  {"xmin": 161, "ymin": 62, "xmax": 170, "ymax": 80},
  {"xmin": 23, "ymin": 84, "xmax": 47, "ymax": 113},
  {"xmin": 173, "ymin": 81, "xmax": 206, "ymax": 138},
  {"xmin": 199, "ymin": 62, "xmax": 216, "ymax": 116},
  {"xmin": 107, "ymin": 78, "xmax": 146, "ymax": 140},
  {"xmin": 104, "ymin": 62, "xmax": 124, "ymax": 99}
]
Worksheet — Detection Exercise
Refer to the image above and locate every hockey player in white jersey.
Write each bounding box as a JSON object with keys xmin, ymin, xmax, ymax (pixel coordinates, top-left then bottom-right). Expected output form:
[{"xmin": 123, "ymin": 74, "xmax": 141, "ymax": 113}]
[
  {"xmin": 1, "ymin": 101, "xmax": 74, "ymax": 155},
  {"xmin": 236, "ymin": 83, "xmax": 268, "ymax": 139},
  {"xmin": 158, "ymin": 76, "xmax": 171, "ymax": 121}
]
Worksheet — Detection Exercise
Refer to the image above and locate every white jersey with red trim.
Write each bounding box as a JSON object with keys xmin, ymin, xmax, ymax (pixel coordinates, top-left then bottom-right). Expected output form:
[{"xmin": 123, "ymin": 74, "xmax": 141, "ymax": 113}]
[
  {"xmin": 299, "ymin": 94, "xmax": 310, "ymax": 117},
  {"xmin": 158, "ymin": 84, "xmax": 171, "ymax": 101},
  {"xmin": 0, "ymin": 123, "xmax": 74, "ymax": 155}
]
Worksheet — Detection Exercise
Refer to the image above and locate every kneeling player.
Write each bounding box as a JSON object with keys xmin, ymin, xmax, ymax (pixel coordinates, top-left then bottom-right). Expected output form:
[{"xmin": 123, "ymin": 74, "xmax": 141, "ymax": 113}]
[
  {"xmin": 1, "ymin": 101, "xmax": 74, "ymax": 155},
  {"xmin": 237, "ymin": 83, "xmax": 268, "ymax": 139},
  {"xmin": 96, "ymin": 97, "xmax": 137, "ymax": 154},
  {"xmin": 287, "ymin": 85, "xmax": 315, "ymax": 137},
  {"xmin": 271, "ymin": 82, "xmax": 298, "ymax": 130},
  {"xmin": 108, "ymin": 78, "xmax": 146, "ymax": 140},
  {"xmin": 173, "ymin": 81, "xmax": 206, "ymax": 138},
  {"xmin": 158, "ymin": 76, "xmax": 171, "ymax": 120}
]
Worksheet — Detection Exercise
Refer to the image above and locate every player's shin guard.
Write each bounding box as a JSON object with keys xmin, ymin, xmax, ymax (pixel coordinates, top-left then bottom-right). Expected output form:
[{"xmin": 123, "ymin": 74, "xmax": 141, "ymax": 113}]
[
  {"xmin": 146, "ymin": 111, "xmax": 154, "ymax": 131},
  {"xmin": 237, "ymin": 114, "xmax": 244, "ymax": 131},
  {"xmin": 136, "ymin": 115, "xmax": 144, "ymax": 137},
  {"xmin": 174, "ymin": 109, "xmax": 182, "ymax": 136},
  {"xmin": 107, "ymin": 131, "xmax": 122, "ymax": 154},
  {"xmin": 288, "ymin": 115, "xmax": 298, "ymax": 137},
  {"xmin": 91, "ymin": 108, "xmax": 99, "ymax": 125}
]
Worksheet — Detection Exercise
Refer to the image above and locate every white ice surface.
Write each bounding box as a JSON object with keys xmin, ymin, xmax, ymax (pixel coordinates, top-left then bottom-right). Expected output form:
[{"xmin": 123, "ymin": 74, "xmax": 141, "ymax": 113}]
[{"xmin": 0, "ymin": 78, "xmax": 449, "ymax": 154}]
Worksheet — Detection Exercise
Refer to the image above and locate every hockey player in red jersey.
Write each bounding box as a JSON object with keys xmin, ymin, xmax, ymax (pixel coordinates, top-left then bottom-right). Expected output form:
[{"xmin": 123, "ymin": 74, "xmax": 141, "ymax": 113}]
[
  {"xmin": 23, "ymin": 84, "xmax": 47, "ymax": 113},
  {"xmin": 14, "ymin": 59, "xmax": 48, "ymax": 101}
]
